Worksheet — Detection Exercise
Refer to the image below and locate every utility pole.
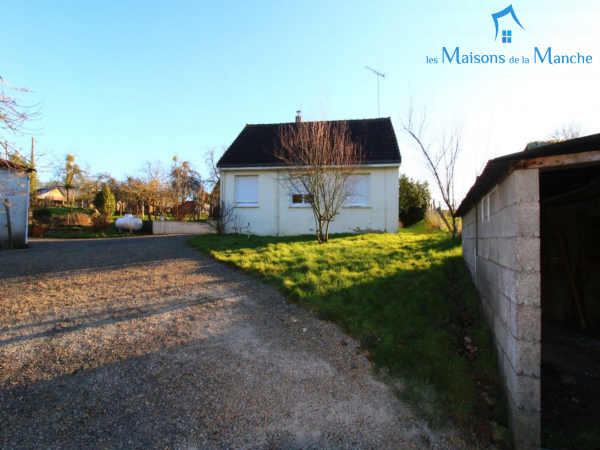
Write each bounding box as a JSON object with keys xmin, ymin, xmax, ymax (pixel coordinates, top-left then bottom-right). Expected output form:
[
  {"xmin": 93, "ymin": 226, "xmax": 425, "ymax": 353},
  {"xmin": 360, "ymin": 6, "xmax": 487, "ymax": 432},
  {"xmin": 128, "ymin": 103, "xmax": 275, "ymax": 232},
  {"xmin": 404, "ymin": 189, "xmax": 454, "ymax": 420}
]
[{"xmin": 365, "ymin": 66, "xmax": 385, "ymax": 117}]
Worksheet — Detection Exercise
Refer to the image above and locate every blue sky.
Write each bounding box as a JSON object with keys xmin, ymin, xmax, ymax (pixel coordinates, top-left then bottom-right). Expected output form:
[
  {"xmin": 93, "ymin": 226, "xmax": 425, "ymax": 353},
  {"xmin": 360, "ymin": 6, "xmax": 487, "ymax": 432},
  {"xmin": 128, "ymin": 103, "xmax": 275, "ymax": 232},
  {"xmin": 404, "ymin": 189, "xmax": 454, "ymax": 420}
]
[{"xmin": 3, "ymin": 0, "xmax": 599, "ymax": 202}]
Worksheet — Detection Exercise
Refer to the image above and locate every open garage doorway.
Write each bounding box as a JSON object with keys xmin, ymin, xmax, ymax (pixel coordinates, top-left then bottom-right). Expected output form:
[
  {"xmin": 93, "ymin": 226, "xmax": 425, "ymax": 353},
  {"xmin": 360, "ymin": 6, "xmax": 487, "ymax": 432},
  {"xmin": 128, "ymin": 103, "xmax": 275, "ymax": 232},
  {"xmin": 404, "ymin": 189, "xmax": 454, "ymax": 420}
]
[{"xmin": 540, "ymin": 165, "xmax": 600, "ymax": 449}]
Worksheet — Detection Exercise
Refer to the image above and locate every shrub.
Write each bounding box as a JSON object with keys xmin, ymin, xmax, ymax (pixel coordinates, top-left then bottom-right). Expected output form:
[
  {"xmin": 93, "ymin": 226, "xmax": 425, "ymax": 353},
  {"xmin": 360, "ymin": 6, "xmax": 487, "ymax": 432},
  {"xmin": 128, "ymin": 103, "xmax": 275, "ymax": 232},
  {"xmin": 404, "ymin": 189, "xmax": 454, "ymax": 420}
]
[
  {"xmin": 32, "ymin": 207, "xmax": 52, "ymax": 224},
  {"xmin": 399, "ymin": 175, "xmax": 430, "ymax": 227},
  {"xmin": 94, "ymin": 184, "xmax": 116, "ymax": 217},
  {"xmin": 52, "ymin": 212, "xmax": 92, "ymax": 227},
  {"xmin": 91, "ymin": 214, "xmax": 110, "ymax": 232},
  {"xmin": 64, "ymin": 212, "xmax": 92, "ymax": 226}
]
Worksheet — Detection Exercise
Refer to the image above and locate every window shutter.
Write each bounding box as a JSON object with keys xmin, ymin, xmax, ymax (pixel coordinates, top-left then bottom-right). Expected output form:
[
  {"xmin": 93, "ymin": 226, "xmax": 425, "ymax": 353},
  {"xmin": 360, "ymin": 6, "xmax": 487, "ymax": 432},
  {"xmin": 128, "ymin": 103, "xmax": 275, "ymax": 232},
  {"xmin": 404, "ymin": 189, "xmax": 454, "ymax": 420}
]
[
  {"xmin": 236, "ymin": 176, "xmax": 258, "ymax": 204},
  {"xmin": 345, "ymin": 174, "xmax": 370, "ymax": 206}
]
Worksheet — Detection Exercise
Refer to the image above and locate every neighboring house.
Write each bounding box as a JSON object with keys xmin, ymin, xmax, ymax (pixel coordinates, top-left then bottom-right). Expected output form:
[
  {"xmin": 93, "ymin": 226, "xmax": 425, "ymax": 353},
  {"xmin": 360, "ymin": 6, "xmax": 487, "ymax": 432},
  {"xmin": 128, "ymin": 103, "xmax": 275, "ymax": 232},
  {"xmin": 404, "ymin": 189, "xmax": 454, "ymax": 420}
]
[
  {"xmin": 456, "ymin": 133, "xmax": 600, "ymax": 450},
  {"xmin": 0, "ymin": 158, "xmax": 35, "ymax": 248},
  {"xmin": 37, "ymin": 186, "xmax": 67, "ymax": 203},
  {"xmin": 217, "ymin": 115, "xmax": 401, "ymax": 236}
]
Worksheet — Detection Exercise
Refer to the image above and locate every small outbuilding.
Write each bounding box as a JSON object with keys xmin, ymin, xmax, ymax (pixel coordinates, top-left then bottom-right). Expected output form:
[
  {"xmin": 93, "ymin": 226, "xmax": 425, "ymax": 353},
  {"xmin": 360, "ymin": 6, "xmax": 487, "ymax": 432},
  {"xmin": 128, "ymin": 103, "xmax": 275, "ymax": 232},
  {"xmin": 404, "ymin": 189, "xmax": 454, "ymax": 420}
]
[
  {"xmin": 0, "ymin": 158, "xmax": 35, "ymax": 249},
  {"xmin": 456, "ymin": 133, "xmax": 600, "ymax": 450},
  {"xmin": 37, "ymin": 186, "xmax": 67, "ymax": 204}
]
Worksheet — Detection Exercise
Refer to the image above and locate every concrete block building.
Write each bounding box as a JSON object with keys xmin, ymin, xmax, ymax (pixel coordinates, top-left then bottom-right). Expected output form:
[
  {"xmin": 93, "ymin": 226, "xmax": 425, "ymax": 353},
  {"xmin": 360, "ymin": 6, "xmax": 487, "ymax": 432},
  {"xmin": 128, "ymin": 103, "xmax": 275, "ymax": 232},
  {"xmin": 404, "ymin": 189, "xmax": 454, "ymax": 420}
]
[{"xmin": 456, "ymin": 133, "xmax": 600, "ymax": 449}]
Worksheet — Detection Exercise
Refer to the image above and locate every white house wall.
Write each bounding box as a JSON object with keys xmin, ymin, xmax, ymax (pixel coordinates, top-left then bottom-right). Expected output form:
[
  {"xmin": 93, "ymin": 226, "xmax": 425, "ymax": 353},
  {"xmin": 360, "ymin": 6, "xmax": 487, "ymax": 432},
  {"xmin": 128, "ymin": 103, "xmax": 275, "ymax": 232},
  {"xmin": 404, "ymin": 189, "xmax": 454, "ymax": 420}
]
[
  {"xmin": 220, "ymin": 167, "xmax": 399, "ymax": 236},
  {"xmin": 0, "ymin": 168, "xmax": 31, "ymax": 248}
]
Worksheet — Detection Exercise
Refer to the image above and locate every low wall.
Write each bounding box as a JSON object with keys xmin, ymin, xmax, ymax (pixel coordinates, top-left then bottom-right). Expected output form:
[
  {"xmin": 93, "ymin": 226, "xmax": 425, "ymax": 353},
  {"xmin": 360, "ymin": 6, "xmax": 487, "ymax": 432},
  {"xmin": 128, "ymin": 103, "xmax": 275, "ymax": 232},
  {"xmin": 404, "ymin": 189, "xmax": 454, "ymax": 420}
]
[
  {"xmin": 151, "ymin": 221, "xmax": 213, "ymax": 235},
  {"xmin": 462, "ymin": 169, "xmax": 541, "ymax": 450}
]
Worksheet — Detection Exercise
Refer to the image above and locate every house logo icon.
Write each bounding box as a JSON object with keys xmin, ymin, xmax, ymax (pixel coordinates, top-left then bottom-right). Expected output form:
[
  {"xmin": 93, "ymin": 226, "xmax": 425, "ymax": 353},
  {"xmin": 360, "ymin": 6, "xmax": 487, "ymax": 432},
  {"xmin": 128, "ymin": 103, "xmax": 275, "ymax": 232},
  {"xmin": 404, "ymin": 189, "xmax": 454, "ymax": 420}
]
[{"xmin": 491, "ymin": 5, "xmax": 524, "ymax": 43}]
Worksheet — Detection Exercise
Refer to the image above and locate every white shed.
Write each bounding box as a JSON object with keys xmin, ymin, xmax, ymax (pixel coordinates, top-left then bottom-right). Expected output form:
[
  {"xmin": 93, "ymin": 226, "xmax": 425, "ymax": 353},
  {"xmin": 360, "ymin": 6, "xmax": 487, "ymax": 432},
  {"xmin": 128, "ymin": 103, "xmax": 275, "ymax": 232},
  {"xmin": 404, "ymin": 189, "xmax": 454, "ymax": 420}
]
[{"xmin": 0, "ymin": 159, "xmax": 34, "ymax": 249}]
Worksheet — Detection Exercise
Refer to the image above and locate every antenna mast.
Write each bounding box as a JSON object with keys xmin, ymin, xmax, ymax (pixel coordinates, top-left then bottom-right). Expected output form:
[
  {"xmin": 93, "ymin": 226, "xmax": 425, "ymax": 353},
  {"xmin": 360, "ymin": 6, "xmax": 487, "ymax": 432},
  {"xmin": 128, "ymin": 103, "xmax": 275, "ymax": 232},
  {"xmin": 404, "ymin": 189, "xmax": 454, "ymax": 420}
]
[{"xmin": 365, "ymin": 66, "xmax": 385, "ymax": 117}]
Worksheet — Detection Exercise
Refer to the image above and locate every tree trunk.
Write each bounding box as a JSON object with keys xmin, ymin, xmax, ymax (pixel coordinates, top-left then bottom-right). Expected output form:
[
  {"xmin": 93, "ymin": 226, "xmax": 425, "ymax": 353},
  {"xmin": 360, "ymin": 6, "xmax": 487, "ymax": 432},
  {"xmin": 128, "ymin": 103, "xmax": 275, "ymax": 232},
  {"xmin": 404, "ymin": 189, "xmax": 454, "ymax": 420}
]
[
  {"xmin": 324, "ymin": 220, "xmax": 331, "ymax": 243},
  {"xmin": 3, "ymin": 199, "xmax": 13, "ymax": 250},
  {"xmin": 451, "ymin": 215, "xmax": 457, "ymax": 239}
]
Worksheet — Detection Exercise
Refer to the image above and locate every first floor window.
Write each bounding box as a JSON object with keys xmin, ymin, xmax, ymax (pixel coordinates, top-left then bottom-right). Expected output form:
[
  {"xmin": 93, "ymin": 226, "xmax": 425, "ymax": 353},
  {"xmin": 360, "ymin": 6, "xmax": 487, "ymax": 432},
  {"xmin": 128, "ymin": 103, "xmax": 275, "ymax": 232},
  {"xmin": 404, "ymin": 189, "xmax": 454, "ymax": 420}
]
[
  {"xmin": 235, "ymin": 175, "xmax": 258, "ymax": 205},
  {"xmin": 344, "ymin": 174, "xmax": 370, "ymax": 207}
]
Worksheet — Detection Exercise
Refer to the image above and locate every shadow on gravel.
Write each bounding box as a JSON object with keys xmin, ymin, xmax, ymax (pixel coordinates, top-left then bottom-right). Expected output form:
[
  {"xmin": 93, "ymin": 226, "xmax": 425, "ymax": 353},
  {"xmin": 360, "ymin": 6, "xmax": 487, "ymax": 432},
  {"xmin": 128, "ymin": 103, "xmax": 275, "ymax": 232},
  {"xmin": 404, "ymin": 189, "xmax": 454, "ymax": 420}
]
[
  {"xmin": 0, "ymin": 235, "xmax": 196, "ymax": 280},
  {"xmin": 0, "ymin": 290, "xmax": 241, "ymax": 347}
]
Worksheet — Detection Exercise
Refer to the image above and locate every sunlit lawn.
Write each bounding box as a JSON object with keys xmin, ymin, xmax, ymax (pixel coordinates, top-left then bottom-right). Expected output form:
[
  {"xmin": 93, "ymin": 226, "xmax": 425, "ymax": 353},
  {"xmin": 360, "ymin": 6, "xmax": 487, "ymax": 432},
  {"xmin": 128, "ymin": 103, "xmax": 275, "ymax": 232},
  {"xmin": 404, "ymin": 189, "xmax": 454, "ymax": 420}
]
[{"xmin": 189, "ymin": 223, "xmax": 502, "ymax": 428}]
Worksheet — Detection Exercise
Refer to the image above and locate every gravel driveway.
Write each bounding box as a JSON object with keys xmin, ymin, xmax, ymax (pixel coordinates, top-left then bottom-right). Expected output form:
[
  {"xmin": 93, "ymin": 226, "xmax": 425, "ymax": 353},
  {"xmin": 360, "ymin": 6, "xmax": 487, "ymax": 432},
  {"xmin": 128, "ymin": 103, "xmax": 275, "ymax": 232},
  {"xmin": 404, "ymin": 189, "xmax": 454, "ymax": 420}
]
[{"xmin": 0, "ymin": 236, "xmax": 471, "ymax": 449}]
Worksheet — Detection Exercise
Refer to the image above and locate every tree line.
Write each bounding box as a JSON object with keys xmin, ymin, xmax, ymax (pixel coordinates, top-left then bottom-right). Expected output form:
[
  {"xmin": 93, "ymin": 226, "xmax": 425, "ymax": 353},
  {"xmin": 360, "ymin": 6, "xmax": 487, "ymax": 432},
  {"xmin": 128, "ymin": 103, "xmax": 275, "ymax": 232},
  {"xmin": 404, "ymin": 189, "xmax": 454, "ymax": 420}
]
[{"xmin": 42, "ymin": 149, "xmax": 224, "ymax": 221}]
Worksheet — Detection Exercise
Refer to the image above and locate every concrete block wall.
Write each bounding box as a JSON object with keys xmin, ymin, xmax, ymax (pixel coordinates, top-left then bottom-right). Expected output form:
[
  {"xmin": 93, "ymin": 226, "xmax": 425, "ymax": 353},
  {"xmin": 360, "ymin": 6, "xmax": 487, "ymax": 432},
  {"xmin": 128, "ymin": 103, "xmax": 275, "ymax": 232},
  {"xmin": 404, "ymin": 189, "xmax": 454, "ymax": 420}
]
[{"xmin": 462, "ymin": 169, "xmax": 541, "ymax": 450}]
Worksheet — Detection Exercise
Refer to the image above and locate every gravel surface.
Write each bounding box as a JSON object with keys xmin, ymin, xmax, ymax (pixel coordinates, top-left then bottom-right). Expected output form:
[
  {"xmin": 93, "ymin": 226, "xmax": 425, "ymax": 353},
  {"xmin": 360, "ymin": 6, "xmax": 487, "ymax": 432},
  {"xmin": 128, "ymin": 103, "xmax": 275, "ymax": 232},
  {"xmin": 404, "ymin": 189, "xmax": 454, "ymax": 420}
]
[{"xmin": 1, "ymin": 236, "xmax": 477, "ymax": 449}]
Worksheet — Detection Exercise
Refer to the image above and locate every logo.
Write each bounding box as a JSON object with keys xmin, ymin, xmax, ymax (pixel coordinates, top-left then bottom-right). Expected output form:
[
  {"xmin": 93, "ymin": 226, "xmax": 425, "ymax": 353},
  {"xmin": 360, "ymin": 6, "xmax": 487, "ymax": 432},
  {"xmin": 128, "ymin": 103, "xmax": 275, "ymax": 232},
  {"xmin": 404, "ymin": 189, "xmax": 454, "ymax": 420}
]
[
  {"xmin": 491, "ymin": 5, "xmax": 524, "ymax": 43},
  {"xmin": 425, "ymin": 4, "xmax": 593, "ymax": 65}
]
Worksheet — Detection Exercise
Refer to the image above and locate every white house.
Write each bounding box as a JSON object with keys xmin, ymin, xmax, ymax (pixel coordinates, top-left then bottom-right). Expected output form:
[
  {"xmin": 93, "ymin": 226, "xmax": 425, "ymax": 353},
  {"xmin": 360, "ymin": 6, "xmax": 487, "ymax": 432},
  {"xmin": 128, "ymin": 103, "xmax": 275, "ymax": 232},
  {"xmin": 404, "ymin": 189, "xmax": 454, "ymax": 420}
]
[
  {"xmin": 217, "ymin": 115, "xmax": 401, "ymax": 236},
  {"xmin": 0, "ymin": 158, "xmax": 34, "ymax": 248}
]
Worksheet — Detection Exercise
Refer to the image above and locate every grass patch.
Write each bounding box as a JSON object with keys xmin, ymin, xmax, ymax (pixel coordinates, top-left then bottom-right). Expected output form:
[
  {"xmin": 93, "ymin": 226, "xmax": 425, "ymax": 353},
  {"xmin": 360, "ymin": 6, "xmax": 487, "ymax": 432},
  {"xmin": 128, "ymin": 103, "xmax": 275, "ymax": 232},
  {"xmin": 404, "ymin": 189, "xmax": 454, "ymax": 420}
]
[
  {"xmin": 43, "ymin": 224, "xmax": 134, "ymax": 239},
  {"xmin": 189, "ymin": 222, "xmax": 503, "ymax": 430}
]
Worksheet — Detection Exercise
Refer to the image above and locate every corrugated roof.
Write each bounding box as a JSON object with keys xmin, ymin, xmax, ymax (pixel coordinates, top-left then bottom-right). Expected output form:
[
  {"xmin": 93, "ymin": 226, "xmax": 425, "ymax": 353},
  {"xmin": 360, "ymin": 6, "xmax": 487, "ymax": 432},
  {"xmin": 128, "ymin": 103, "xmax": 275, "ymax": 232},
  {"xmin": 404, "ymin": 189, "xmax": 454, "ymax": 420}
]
[
  {"xmin": 456, "ymin": 132, "xmax": 600, "ymax": 216},
  {"xmin": 217, "ymin": 117, "xmax": 401, "ymax": 168},
  {"xmin": 0, "ymin": 158, "xmax": 35, "ymax": 173}
]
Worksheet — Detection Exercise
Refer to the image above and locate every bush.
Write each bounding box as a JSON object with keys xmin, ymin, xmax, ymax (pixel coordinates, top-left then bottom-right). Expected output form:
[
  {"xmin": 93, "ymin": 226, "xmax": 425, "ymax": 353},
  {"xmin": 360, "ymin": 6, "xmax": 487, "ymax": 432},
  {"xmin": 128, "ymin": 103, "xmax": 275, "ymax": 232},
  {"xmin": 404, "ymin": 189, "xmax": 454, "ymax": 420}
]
[
  {"xmin": 94, "ymin": 184, "xmax": 116, "ymax": 217},
  {"xmin": 32, "ymin": 207, "xmax": 52, "ymax": 224},
  {"xmin": 399, "ymin": 175, "xmax": 430, "ymax": 227},
  {"xmin": 62, "ymin": 212, "xmax": 92, "ymax": 227},
  {"xmin": 91, "ymin": 214, "xmax": 110, "ymax": 232}
]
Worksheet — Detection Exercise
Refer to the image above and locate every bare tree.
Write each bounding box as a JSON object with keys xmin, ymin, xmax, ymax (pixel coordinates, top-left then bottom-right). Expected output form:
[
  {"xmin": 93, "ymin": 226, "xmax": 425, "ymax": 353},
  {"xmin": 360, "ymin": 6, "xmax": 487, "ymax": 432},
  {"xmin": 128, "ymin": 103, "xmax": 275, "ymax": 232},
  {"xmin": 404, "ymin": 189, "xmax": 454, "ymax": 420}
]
[
  {"xmin": 1, "ymin": 77, "xmax": 42, "ymax": 139},
  {"xmin": 548, "ymin": 123, "xmax": 582, "ymax": 140},
  {"xmin": 170, "ymin": 156, "xmax": 201, "ymax": 220},
  {"xmin": 205, "ymin": 201, "xmax": 242, "ymax": 235},
  {"xmin": 141, "ymin": 161, "xmax": 170, "ymax": 219},
  {"xmin": 204, "ymin": 147, "xmax": 225, "ymax": 219},
  {"xmin": 401, "ymin": 101, "xmax": 462, "ymax": 238},
  {"xmin": 276, "ymin": 120, "xmax": 362, "ymax": 243}
]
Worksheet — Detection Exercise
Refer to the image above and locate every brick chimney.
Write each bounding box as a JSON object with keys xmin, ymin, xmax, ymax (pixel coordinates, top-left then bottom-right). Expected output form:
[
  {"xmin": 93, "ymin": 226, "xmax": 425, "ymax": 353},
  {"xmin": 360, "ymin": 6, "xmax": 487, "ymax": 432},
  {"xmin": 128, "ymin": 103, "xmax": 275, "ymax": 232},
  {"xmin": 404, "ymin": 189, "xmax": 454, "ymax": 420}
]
[{"xmin": 295, "ymin": 110, "xmax": 302, "ymax": 123}]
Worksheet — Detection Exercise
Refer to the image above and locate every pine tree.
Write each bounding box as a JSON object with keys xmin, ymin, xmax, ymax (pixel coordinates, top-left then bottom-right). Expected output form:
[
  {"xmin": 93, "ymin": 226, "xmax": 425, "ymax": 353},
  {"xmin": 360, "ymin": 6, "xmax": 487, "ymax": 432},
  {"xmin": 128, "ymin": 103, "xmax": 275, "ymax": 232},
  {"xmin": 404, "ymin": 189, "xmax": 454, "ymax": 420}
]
[{"xmin": 94, "ymin": 184, "xmax": 116, "ymax": 217}]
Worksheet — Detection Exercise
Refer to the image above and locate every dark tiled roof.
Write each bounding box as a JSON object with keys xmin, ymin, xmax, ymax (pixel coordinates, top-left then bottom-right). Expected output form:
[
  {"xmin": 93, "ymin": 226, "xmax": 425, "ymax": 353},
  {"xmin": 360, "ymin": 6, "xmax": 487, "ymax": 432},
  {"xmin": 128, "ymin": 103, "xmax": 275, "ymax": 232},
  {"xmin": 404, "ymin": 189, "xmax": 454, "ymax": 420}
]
[
  {"xmin": 0, "ymin": 158, "xmax": 35, "ymax": 172},
  {"xmin": 217, "ymin": 117, "xmax": 401, "ymax": 168},
  {"xmin": 455, "ymin": 132, "xmax": 600, "ymax": 216}
]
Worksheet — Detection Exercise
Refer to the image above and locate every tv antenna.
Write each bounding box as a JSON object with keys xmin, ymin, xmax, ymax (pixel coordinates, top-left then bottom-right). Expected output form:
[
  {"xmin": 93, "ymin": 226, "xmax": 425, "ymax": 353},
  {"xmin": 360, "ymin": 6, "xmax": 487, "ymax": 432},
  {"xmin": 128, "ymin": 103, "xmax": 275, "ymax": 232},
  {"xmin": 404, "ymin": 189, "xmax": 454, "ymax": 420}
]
[{"xmin": 365, "ymin": 66, "xmax": 385, "ymax": 117}]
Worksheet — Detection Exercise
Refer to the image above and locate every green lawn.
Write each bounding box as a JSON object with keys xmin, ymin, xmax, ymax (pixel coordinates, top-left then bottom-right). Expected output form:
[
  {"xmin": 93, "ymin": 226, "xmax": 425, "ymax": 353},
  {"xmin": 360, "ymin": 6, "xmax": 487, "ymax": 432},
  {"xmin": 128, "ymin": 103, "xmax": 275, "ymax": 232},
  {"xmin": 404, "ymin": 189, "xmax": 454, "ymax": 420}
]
[{"xmin": 188, "ymin": 223, "xmax": 506, "ymax": 432}]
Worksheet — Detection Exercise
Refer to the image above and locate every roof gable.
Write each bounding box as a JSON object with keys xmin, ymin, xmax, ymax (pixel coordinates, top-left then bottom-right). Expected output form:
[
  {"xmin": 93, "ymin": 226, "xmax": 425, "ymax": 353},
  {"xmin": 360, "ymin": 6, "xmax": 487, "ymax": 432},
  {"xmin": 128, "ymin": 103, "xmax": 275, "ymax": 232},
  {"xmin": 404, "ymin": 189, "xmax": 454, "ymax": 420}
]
[{"xmin": 217, "ymin": 117, "xmax": 401, "ymax": 168}]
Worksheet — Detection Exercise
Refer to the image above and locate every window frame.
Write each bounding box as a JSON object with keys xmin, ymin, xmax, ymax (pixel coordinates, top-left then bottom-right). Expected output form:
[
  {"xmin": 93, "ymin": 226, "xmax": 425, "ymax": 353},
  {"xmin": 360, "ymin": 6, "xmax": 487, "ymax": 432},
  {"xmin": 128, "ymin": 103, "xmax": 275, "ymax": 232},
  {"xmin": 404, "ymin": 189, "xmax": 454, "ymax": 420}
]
[
  {"xmin": 290, "ymin": 180, "xmax": 313, "ymax": 208},
  {"xmin": 343, "ymin": 173, "xmax": 371, "ymax": 208},
  {"xmin": 235, "ymin": 175, "xmax": 259, "ymax": 207}
]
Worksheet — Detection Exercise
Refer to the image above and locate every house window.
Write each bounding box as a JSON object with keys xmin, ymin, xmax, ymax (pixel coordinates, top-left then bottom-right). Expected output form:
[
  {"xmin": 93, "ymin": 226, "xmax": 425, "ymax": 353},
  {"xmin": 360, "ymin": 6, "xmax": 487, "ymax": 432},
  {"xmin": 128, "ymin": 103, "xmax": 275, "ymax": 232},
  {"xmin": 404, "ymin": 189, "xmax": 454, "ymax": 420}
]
[
  {"xmin": 235, "ymin": 175, "xmax": 258, "ymax": 206},
  {"xmin": 344, "ymin": 174, "xmax": 370, "ymax": 207},
  {"xmin": 502, "ymin": 30, "xmax": 512, "ymax": 43},
  {"xmin": 291, "ymin": 181, "xmax": 314, "ymax": 206}
]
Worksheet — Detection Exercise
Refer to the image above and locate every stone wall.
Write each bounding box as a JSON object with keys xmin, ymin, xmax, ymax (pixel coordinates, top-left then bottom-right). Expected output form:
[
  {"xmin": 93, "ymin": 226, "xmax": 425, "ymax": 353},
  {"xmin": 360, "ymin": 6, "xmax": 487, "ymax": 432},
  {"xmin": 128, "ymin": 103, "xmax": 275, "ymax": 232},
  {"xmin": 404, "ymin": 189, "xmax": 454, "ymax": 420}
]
[{"xmin": 462, "ymin": 169, "xmax": 541, "ymax": 450}]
